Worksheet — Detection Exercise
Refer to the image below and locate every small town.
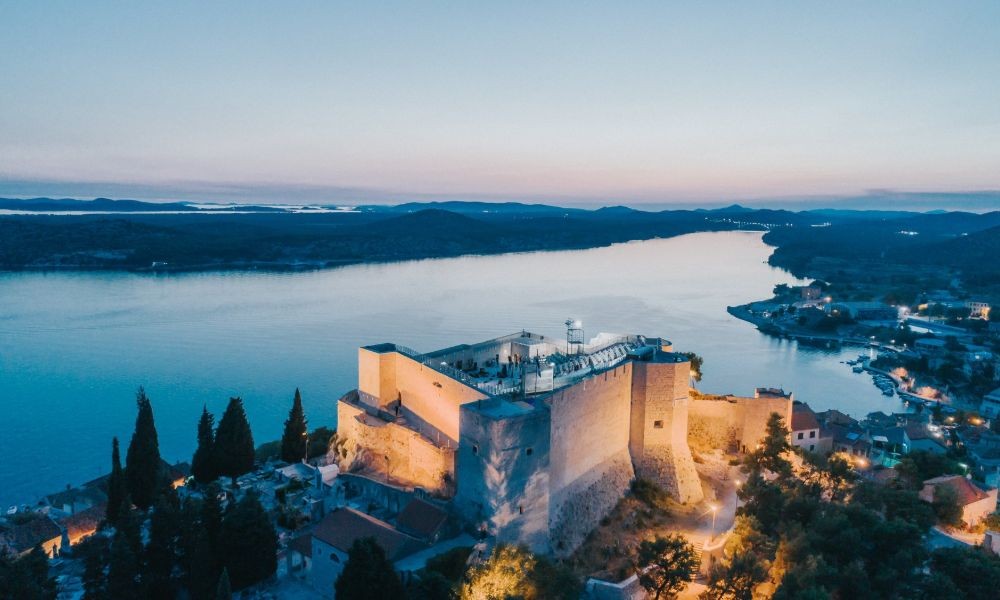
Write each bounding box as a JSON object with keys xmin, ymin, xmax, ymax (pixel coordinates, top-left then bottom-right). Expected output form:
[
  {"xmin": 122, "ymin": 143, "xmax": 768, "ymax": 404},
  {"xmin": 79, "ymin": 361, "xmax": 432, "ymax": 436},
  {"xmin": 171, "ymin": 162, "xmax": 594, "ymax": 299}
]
[{"xmin": 3, "ymin": 321, "xmax": 1000, "ymax": 599}]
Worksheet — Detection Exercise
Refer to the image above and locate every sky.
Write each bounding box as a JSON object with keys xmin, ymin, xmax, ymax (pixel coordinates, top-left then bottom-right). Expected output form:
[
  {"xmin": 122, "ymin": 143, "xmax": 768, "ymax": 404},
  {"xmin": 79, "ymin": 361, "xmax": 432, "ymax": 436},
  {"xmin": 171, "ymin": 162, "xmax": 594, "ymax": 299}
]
[{"xmin": 2, "ymin": 1, "xmax": 1000, "ymax": 207}]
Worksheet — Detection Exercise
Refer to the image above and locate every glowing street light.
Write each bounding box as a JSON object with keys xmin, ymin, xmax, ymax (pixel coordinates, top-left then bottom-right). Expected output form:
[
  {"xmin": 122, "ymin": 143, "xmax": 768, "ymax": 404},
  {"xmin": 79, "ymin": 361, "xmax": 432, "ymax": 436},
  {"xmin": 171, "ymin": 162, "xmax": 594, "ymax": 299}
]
[{"xmin": 709, "ymin": 504, "xmax": 719, "ymax": 539}]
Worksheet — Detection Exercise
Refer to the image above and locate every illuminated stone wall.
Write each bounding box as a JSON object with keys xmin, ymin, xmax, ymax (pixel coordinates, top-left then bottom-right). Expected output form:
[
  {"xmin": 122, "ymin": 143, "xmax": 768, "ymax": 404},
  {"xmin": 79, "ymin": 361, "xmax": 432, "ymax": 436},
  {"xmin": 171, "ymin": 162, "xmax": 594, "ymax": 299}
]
[
  {"xmin": 548, "ymin": 364, "xmax": 636, "ymax": 555},
  {"xmin": 630, "ymin": 358, "xmax": 704, "ymax": 504},
  {"xmin": 337, "ymin": 398, "xmax": 455, "ymax": 495},
  {"xmin": 357, "ymin": 347, "xmax": 488, "ymax": 443},
  {"xmin": 688, "ymin": 395, "xmax": 793, "ymax": 454}
]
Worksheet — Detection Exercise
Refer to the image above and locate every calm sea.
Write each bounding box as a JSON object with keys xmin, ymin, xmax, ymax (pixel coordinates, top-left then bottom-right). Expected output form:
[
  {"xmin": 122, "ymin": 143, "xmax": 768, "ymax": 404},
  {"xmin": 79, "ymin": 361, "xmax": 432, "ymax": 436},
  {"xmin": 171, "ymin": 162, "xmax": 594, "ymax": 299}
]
[{"xmin": 0, "ymin": 231, "xmax": 903, "ymax": 507}]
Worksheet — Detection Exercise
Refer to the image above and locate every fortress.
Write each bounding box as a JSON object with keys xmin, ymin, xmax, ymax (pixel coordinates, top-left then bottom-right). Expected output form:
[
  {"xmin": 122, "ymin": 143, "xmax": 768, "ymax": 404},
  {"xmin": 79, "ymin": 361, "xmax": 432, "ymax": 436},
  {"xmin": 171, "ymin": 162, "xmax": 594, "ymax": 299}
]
[{"xmin": 336, "ymin": 328, "xmax": 790, "ymax": 556}]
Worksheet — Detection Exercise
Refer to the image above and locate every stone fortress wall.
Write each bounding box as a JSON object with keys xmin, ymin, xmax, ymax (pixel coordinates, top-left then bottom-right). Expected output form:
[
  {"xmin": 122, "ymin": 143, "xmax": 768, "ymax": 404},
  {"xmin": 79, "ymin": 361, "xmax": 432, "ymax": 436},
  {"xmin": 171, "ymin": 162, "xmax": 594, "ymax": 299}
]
[
  {"xmin": 687, "ymin": 392, "xmax": 793, "ymax": 454},
  {"xmin": 456, "ymin": 401, "xmax": 551, "ymax": 552},
  {"xmin": 338, "ymin": 333, "xmax": 794, "ymax": 557},
  {"xmin": 630, "ymin": 358, "xmax": 704, "ymax": 504},
  {"xmin": 337, "ymin": 392, "xmax": 456, "ymax": 495},
  {"xmin": 548, "ymin": 363, "xmax": 636, "ymax": 555}
]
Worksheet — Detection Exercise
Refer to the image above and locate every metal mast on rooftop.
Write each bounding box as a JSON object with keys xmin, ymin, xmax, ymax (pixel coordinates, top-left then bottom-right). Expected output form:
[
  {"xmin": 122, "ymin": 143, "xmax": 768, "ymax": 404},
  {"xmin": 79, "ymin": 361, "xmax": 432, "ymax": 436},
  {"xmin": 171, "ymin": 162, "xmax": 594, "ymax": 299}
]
[{"xmin": 565, "ymin": 318, "xmax": 584, "ymax": 355}]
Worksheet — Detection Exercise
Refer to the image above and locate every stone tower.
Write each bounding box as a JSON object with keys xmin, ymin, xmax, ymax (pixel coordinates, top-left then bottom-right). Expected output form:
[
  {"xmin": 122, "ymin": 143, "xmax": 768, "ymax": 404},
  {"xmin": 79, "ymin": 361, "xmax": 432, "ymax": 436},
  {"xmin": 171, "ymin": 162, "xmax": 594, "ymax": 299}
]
[{"xmin": 629, "ymin": 352, "xmax": 704, "ymax": 504}]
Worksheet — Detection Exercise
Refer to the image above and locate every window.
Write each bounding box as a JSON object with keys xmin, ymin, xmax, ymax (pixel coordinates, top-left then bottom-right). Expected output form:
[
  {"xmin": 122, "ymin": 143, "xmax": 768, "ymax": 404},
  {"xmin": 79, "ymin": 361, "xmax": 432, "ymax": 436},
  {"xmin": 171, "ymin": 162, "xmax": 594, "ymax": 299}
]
[
  {"xmin": 809, "ymin": 444, "xmax": 815, "ymax": 451},
  {"xmin": 472, "ymin": 445, "xmax": 478, "ymax": 455},
  {"xmin": 809, "ymin": 431, "xmax": 816, "ymax": 438},
  {"xmin": 525, "ymin": 448, "xmax": 533, "ymax": 456},
  {"xmin": 653, "ymin": 420, "xmax": 664, "ymax": 429},
  {"xmin": 518, "ymin": 505, "xmax": 524, "ymax": 515},
  {"xmin": 797, "ymin": 432, "xmax": 804, "ymax": 440}
]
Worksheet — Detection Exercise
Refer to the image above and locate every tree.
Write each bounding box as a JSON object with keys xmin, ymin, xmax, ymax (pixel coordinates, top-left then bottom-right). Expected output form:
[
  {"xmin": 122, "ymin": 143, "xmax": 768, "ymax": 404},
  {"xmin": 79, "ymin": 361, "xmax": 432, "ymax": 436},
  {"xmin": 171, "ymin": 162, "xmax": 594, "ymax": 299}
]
[
  {"xmin": 683, "ymin": 352, "xmax": 705, "ymax": 382},
  {"xmin": 407, "ymin": 571, "xmax": 454, "ymax": 600},
  {"xmin": 215, "ymin": 569, "xmax": 232, "ymax": 600},
  {"xmin": 0, "ymin": 546, "xmax": 57, "ymax": 600},
  {"xmin": 460, "ymin": 544, "xmax": 541, "ymax": 600},
  {"xmin": 80, "ymin": 536, "xmax": 109, "ymax": 600},
  {"xmin": 929, "ymin": 546, "xmax": 1000, "ymax": 600},
  {"xmin": 635, "ymin": 534, "xmax": 698, "ymax": 599},
  {"xmin": 280, "ymin": 389, "xmax": 309, "ymax": 463},
  {"xmin": 213, "ymin": 397, "xmax": 255, "ymax": 483},
  {"xmin": 218, "ymin": 492, "xmax": 277, "ymax": 590},
  {"xmin": 932, "ymin": 485, "xmax": 964, "ymax": 528},
  {"xmin": 745, "ymin": 412, "xmax": 793, "ymax": 479},
  {"xmin": 107, "ymin": 511, "xmax": 143, "ymax": 599},
  {"xmin": 335, "ymin": 537, "xmax": 406, "ymax": 600},
  {"xmin": 700, "ymin": 549, "xmax": 769, "ymax": 600},
  {"xmin": 125, "ymin": 386, "xmax": 163, "ymax": 510},
  {"xmin": 106, "ymin": 437, "xmax": 128, "ymax": 527},
  {"xmin": 192, "ymin": 406, "xmax": 217, "ymax": 483},
  {"xmin": 146, "ymin": 490, "xmax": 181, "ymax": 600}
]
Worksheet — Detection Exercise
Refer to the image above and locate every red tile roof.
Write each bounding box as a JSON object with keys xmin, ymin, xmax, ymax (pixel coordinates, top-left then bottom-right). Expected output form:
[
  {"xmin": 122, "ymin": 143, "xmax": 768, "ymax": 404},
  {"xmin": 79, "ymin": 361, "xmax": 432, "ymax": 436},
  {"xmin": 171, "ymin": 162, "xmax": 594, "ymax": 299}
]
[
  {"xmin": 0, "ymin": 516, "xmax": 62, "ymax": 554},
  {"xmin": 923, "ymin": 475, "xmax": 990, "ymax": 507},
  {"xmin": 791, "ymin": 405, "xmax": 820, "ymax": 431},
  {"xmin": 312, "ymin": 508, "xmax": 426, "ymax": 561},
  {"xmin": 396, "ymin": 499, "xmax": 448, "ymax": 540},
  {"xmin": 60, "ymin": 503, "xmax": 106, "ymax": 542}
]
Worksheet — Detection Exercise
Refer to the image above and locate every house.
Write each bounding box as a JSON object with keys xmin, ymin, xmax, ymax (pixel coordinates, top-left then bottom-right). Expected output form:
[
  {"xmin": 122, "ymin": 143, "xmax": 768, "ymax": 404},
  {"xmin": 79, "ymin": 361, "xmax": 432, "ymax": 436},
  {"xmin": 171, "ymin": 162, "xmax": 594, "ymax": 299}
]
[
  {"xmin": 43, "ymin": 485, "xmax": 107, "ymax": 516},
  {"xmin": 57, "ymin": 503, "xmax": 106, "ymax": 550},
  {"xmin": 791, "ymin": 402, "xmax": 823, "ymax": 452},
  {"xmin": 868, "ymin": 426, "xmax": 910, "ymax": 467},
  {"xmin": 827, "ymin": 302, "xmax": 899, "ymax": 323},
  {"xmin": 0, "ymin": 515, "xmax": 63, "ymax": 558},
  {"xmin": 967, "ymin": 301, "xmax": 991, "ymax": 320},
  {"xmin": 919, "ymin": 475, "xmax": 998, "ymax": 528},
  {"xmin": 905, "ymin": 424, "xmax": 947, "ymax": 455},
  {"xmin": 395, "ymin": 498, "xmax": 449, "ymax": 544},
  {"xmin": 914, "ymin": 338, "xmax": 949, "ymax": 357},
  {"xmin": 827, "ymin": 423, "xmax": 872, "ymax": 458},
  {"xmin": 816, "ymin": 409, "xmax": 856, "ymax": 427},
  {"xmin": 309, "ymin": 507, "xmax": 427, "ymax": 595},
  {"xmin": 982, "ymin": 388, "xmax": 1000, "ymax": 420}
]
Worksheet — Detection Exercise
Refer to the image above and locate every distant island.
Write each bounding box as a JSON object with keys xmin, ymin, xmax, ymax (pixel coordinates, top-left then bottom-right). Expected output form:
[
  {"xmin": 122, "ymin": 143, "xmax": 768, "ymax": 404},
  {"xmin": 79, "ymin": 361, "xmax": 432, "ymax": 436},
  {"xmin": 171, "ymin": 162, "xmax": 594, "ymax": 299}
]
[{"xmin": 2, "ymin": 199, "xmax": 998, "ymax": 292}]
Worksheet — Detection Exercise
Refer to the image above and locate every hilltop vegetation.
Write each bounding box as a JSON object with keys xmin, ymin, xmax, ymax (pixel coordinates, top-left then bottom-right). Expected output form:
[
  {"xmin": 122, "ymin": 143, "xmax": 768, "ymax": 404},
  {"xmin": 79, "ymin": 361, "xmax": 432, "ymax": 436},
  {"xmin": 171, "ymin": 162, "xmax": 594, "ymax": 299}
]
[{"xmin": 1, "ymin": 200, "xmax": 997, "ymax": 302}]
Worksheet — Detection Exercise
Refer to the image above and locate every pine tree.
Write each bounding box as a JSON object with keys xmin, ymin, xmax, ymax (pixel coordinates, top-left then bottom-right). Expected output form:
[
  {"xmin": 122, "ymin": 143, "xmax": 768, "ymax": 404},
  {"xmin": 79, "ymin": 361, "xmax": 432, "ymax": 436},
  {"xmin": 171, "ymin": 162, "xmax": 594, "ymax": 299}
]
[
  {"xmin": 218, "ymin": 492, "xmax": 277, "ymax": 590},
  {"xmin": 213, "ymin": 397, "xmax": 255, "ymax": 483},
  {"xmin": 125, "ymin": 387, "xmax": 163, "ymax": 510},
  {"xmin": 215, "ymin": 568, "xmax": 232, "ymax": 600},
  {"xmin": 106, "ymin": 437, "xmax": 127, "ymax": 527},
  {"xmin": 280, "ymin": 389, "xmax": 309, "ymax": 463},
  {"xmin": 336, "ymin": 537, "xmax": 406, "ymax": 600},
  {"xmin": 192, "ymin": 406, "xmax": 217, "ymax": 483}
]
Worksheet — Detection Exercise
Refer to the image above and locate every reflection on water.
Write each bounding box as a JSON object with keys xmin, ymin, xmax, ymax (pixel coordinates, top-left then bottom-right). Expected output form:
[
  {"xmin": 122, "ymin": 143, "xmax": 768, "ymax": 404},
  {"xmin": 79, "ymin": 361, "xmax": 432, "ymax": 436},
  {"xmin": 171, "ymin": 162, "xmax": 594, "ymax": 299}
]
[{"xmin": 0, "ymin": 231, "xmax": 903, "ymax": 505}]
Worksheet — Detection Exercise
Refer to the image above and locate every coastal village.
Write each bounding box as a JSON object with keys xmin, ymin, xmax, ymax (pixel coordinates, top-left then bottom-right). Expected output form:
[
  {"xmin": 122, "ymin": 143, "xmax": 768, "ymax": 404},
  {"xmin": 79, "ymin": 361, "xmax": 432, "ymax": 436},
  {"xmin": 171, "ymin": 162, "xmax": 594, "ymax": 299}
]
[{"xmin": 4, "ymin": 319, "xmax": 1000, "ymax": 599}]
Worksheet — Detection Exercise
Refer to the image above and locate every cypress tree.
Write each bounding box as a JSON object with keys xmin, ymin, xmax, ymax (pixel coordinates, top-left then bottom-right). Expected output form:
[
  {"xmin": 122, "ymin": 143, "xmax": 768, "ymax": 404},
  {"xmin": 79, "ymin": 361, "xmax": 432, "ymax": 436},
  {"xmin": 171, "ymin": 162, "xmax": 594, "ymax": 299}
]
[
  {"xmin": 81, "ymin": 540, "xmax": 108, "ymax": 600},
  {"xmin": 107, "ymin": 508, "xmax": 143, "ymax": 599},
  {"xmin": 213, "ymin": 397, "xmax": 255, "ymax": 483},
  {"xmin": 192, "ymin": 406, "xmax": 217, "ymax": 483},
  {"xmin": 106, "ymin": 437, "xmax": 127, "ymax": 527},
  {"xmin": 146, "ymin": 491, "xmax": 181, "ymax": 600},
  {"xmin": 280, "ymin": 389, "xmax": 309, "ymax": 463},
  {"xmin": 125, "ymin": 387, "xmax": 163, "ymax": 510},
  {"xmin": 218, "ymin": 492, "xmax": 277, "ymax": 590}
]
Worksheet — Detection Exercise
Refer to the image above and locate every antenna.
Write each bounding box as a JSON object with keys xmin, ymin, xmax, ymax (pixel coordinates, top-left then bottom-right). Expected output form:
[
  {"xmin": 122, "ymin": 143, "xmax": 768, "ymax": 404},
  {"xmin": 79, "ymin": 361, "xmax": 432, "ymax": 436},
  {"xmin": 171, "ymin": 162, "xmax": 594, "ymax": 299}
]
[{"xmin": 565, "ymin": 318, "xmax": 584, "ymax": 355}]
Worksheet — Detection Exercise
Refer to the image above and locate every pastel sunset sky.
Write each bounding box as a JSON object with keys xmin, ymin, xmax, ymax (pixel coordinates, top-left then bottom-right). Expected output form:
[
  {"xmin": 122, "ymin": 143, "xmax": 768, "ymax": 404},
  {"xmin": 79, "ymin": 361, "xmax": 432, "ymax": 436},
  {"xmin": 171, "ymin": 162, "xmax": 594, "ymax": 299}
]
[{"xmin": 2, "ymin": 1, "xmax": 999, "ymax": 206}]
